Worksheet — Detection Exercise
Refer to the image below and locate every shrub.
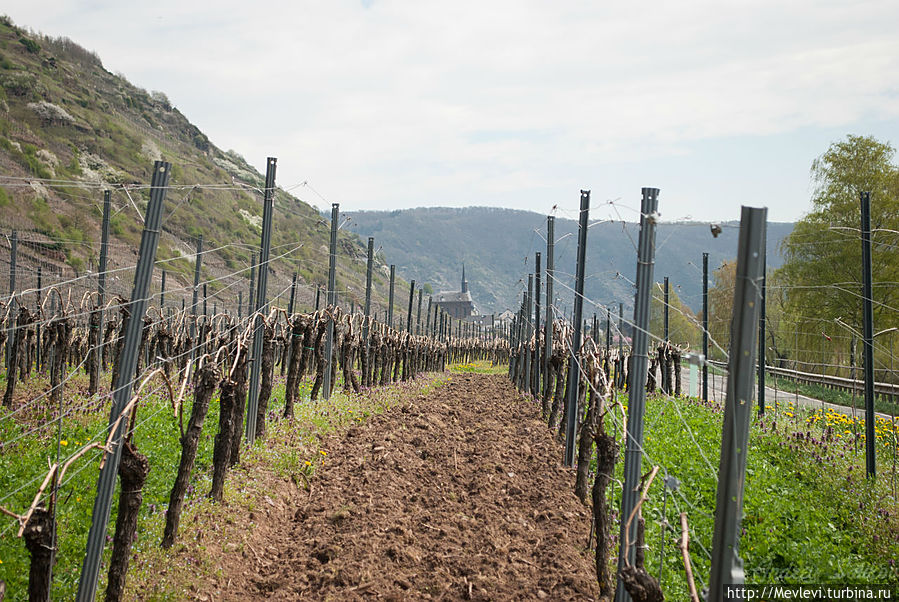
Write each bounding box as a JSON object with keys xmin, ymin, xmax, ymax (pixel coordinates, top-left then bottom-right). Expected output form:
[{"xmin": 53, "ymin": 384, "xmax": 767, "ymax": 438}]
[
  {"xmin": 150, "ymin": 90, "xmax": 171, "ymax": 110},
  {"xmin": 38, "ymin": 34, "xmax": 102, "ymax": 68},
  {"xmin": 27, "ymin": 197, "xmax": 56, "ymax": 232},
  {"xmin": 1, "ymin": 71, "xmax": 38, "ymax": 97},
  {"xmin": 67, "ymin": 254, "xmax": 84, "ymax": 274},
  {"xmin": 192, "ymin": 132, "xmax": 209, "ymax": 151},
  {"xmin": 28, "ymin": 100, "xmax": 75, "ymax": 125},
  {"xmin": 18, "ymin": 36, "xmax": 40, "ymax": 53}
]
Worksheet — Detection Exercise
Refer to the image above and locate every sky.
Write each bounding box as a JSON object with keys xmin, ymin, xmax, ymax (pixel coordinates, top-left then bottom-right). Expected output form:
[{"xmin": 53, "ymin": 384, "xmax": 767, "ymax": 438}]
[{"xmin": 6, "ymin": 0, "xmax": 899, "ymax": 223}]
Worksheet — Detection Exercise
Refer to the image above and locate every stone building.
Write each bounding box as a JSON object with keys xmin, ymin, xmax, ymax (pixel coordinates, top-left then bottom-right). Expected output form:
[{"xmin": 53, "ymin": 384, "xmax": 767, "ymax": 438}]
[{"xmin": 434, "ymin": 266, "xmax": 476, "ymax": 319}]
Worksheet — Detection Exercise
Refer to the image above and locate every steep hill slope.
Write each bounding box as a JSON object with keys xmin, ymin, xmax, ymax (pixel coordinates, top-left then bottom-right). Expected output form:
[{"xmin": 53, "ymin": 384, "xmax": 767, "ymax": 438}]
[
  {"xmin": 346, "ymin": 206, "xmax": 794, "ymax": 315},
  {"xmin": 0, "ymin": 17, "xmax": 394, "ymax": 313}
]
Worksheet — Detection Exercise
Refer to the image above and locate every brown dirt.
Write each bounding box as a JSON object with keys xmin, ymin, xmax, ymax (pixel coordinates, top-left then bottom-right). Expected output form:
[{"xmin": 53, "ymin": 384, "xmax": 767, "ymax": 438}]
[{"xmin": 213, "ymin": 373, "xmax": 599, "ymax": 601}]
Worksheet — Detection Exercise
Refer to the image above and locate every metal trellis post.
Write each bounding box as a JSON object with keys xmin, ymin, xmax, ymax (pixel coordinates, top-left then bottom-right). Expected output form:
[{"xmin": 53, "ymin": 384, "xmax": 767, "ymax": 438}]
[
  {"xmin": 758, "ymin": 249, "xmax": 766, "ymax": 417},
  {"xmin": 36, "ymin": 265, "xmax": 42, "ymax": 371},
  {"xmin": 605, "ymin": 307, "xmax": 611, "ymax": 374},
  {"xmin": 5, "ymin": 230, "xmax": 16, "ymax": 371},
  {"xmin": 524, "ymin": 274, "xmax": 533, "ymax": 395},
  {"xmin": 618, "ymin": 303, "xmax": 624, "ymax": 388},
  {"xmin": 564, "ymin": 190, "xmax": 590, "ymax": 466},
  {"xmin": 288, "ymin": 271, "xmax": 297, "ymax": 317},
  {"xmin": 387, "ymin": 264, "xmax": 395, "ymax": 330},
  {"xmin": 860, "ymin": 191, "xmax": 876, "ymax": 477},
  {"xmin": 534, "ymin": 252, "xmax": 541, "ymax": 396},
  {"xmin": 416, "ymin": 288, "xmax": 423, "ymax": 335},
  {"xmin": 363, "ymin": 237, "xmax": 374, "ymax": 339},
  {"xmin": 246, "ymin": 157, "xmax": 277, "ymax": 443},
  {"xmin": 189, "ymin": 235, "xmax": 203, "ymax": 362},
  {"xmin": 406, "ymin": 280, "xmax": 415, "ymax": 333},
  {"xmin": 96, "ymin": 190, "xmax": 111, "ymax": 387},
  {"xmin": 703, "ymin": 252, "xmax": 709, "ymax": 402},
  {"xmin": 615, "ymin": 187, "xmax": 660, "ymax": 601},
  {"xmin": 544, "ymin": 216, "xmax": 555, "ymax": 399},
  {"xmin": 707, "ymin": 206, "xmax": 767, "ymax": 598},
  {"xmin": 323, "ymin": 203, "xmax": 339, "ymax": 400},
  {"xmin": 664, "ymin": 276, "xmax": 670, "ymax": 343},
  {"xmin": 248, "ymin": 252, "xmax": 256, "ymax": 319},
  {"xmin": 76, "ymin": 161, "xmax": 171, "ymax": 602}
]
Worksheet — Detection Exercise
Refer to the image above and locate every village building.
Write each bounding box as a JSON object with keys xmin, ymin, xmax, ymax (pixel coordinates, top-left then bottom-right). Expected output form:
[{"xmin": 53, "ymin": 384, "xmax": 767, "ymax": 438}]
[{"xmin": 434, "ymin": 266, "xmax": 476, "ymax": 319}]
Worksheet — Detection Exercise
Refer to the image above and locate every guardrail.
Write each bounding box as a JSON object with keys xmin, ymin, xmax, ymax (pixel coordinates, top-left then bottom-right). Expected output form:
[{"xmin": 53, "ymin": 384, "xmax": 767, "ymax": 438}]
[{"xmin": 708, "ymin": 360, "xmax": 899, "ymax": 403}]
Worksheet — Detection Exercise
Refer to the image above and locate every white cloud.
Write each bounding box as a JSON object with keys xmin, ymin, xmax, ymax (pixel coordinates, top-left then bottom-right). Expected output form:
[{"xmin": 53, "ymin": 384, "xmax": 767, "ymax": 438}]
[{"xmin": 6, "ymin": 0, "xmax": 899, "ymax": 221}]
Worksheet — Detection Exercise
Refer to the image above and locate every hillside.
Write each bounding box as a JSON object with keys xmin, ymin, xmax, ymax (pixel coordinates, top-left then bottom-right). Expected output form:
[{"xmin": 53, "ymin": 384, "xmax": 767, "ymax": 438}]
[
  {"xmin": 0, "ymin": 17, "xmax": 396, "ymax": 314},
  {"xmin": 346, "ymin": 206, "xmax": 794, "ymax": 315}
]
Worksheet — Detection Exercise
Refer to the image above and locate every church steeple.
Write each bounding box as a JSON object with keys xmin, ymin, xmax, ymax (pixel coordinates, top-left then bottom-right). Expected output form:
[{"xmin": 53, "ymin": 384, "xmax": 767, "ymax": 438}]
[{"xmin": 461, "ymin": 264, "xmax": 468, "ymax": 294}]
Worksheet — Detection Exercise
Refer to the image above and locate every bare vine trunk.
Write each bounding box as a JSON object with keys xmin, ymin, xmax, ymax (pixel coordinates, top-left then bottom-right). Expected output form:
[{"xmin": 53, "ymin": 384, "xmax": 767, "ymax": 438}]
[
  {"xmin": 88, "ymin": 307, "xmax": 102, "ymax": 396},
  {"xmin": 283, "ymin": 317, "xmax": 306, "ymax": 418},
  {"xmin": 162, "ymin": 362, "xmax": 219, "ymax": 548},
  {"xmin": 111, "ymin": 305, "xmax": 130, "ymax": 391},
  {"xmin": 229, "ymin": 350, "xmax": 249, "ymax": 467},
  {"xmin": 254, "ymin": 324, "xmax": 275, "ymax": 439},
  {"xmin": 105, "ymin": 440, "xmax": 150, "ymax": 602},
  {"xmin": 23, "ymin": 506, "xmax": 54, "ymax": 602},
  {"xmin": 592, "ymin": 424, "xmax": 618, "ymax": 600},
  {"xmin": 548, "ymin": 355, "xmax": 565, "ymax": 430},
  {"xmin": 3, "ymin": 308, "xmax": 31, "ymax": 407},
  {"xmin": 210, "ymin": 375, "xmax": 237, "ymax": 502},
  {"xmin": 619, "ymin": 517, "xmax": 664, "ymax": 601},
  {"xmin": 49, "ymin": 319, "xmax": 70, "ymax": 410},
  {"xmin": 574, "ymin": 382, "xmax": 597, "ymax": 503}
]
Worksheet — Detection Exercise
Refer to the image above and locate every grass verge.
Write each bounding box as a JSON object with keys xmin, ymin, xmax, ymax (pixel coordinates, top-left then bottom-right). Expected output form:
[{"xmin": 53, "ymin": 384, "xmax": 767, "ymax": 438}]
[{"xmin": 601, "ymin": 390, "xmax": 899, "ymax": 598}]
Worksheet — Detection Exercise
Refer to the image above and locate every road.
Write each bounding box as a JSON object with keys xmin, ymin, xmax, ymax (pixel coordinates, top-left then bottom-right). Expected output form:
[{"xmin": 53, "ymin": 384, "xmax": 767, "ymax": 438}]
[{"xmin": 683, "ymin": 366, "xmax": 895, "ymax": 421}]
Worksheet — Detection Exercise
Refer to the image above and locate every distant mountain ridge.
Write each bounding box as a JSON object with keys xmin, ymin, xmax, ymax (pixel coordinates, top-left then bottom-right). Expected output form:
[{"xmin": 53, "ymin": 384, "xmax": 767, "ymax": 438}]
[{"xmin": 346, "ymin": 206, "xmax": 794, "ymax": 315}]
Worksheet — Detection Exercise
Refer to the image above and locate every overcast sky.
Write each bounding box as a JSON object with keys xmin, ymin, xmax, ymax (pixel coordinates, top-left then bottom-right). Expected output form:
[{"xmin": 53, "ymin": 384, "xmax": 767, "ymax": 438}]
[{"xmin": 7, "ymin": 1, "xmax": 899, "ymax": 223}]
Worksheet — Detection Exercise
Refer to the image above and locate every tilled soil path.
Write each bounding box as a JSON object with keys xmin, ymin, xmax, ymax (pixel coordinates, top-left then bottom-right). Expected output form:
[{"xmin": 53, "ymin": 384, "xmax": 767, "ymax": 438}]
[{"xmin": 224, "ymin": 373, "xmax": 599, "ymax": 600}]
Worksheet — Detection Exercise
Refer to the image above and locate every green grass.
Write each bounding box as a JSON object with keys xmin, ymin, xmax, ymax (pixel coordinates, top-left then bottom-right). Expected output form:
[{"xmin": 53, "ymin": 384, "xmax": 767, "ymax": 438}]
[
  {"xmin": 768, "ymin": 374, "xmax": 899, "ymax": 416},
  {"xmin": 603, "ymin": 390, "xmax": 899, "ymax": 598},
  {"xmin": 449, "ymin": 360, "xmax": 508, "ymax": 375},
  {"xmin": 0, "ymin": 369, "xmax": 447, "ymax": 600},
  {"xmin": 0, "ymin": 371, "xmax": 220, "ymax": 599}
]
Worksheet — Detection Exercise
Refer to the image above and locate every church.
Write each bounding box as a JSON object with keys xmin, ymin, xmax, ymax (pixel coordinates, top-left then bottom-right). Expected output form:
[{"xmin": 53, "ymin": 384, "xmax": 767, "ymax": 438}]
[{"xmin": 434, "ymin": 266, "xmax": 476, "ymax": 319}]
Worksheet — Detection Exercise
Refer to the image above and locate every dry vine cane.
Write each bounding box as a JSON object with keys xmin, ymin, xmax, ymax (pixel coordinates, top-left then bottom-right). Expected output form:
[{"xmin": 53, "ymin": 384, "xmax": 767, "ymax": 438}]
[
  {"xmin": 678, "ymin": 512, "xmax": 701, "ymax": 602},
  {"xmin": 619, "ymin": 466, "xmax": 664, "ymax": 602},
  {"xmin": 0, "ymin": 439, "xmax": 109, "ymax": 600}
]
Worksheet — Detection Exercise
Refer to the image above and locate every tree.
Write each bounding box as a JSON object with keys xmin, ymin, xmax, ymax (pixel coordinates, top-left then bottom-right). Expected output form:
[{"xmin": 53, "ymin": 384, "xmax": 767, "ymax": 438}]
[
  {"xmin": 762, "ymin": 268, "xmax": 791, "ymax": 368},
  {"xmin": 778, "ymin": 135, "xmax": 899, "ymax": 371},
  {"xmin": 649, "ymin": 281, "xmax": 701, "ymax": 351},
  {"xmin": 706, "ymin": 259, "xmax": 736, "ymax": 361}
]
